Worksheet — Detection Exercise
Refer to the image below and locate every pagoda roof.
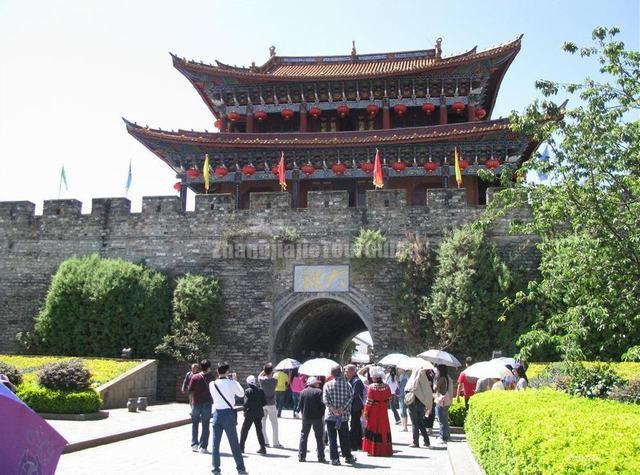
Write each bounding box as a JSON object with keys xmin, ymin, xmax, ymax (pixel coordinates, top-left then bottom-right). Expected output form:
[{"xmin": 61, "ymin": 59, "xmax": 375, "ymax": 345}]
[
  {"xmin": 125, "ymin": 118, "xmax": 516, "ymax": 150},
  {"xmin": 171, "ymin": 36, "xmax": 522, "ymax": 82}
]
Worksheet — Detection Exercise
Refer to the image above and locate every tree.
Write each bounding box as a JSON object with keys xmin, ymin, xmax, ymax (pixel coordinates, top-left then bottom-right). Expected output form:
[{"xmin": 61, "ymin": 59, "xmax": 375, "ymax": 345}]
[
  {"xmin": 28, "ymin": 254, "xmax": 171, "ymax": 357},
  {"xmin": 498, "ymin": 27, "xmax": 640, "ymax": 361},
  {"xmin": 425, "ymin": 226, "xmax": 517, "ymax": 361}
]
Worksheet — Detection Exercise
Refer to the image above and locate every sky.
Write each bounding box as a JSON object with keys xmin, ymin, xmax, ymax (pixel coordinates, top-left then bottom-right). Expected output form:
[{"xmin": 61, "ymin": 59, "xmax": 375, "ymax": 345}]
[{"xmin": 0, "ymin": 0, "xmax": 638, "ymax": 212}]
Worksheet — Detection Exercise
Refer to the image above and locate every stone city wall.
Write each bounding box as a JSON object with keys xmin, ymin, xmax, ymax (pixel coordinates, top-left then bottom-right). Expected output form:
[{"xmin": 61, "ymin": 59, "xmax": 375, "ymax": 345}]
[{"xmin": 0, "ymin": 188, "xmax": 539, "ymax": 400}]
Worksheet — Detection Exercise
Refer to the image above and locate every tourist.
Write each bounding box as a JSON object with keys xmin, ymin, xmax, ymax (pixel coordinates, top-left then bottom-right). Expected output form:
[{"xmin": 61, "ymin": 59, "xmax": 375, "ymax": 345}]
[
  {"xmin": 345, "ymin": 364, "xmax": 365, "ymax": 451},
  {"xmin": 361, "ymin": 366, "xmax": 393, "ymax": 456},
  {"xmin": 322, "ymin": 365, "xmax": 357, "ymax": 466},
  {"xmin": 385, "ymin": 367, "xmax": 401, "ymax": 425},
  {"xmin": 434, "ymin": 364, "xmax": 453, "ymax": 443},
  {"xmin": 397, "ymin": 367, "xmax": 409, "ymax": 432},
  {"xmin": 475, "ymin": 376, "xmax": 493, "ymax": 393},
  {"xmin": 290, "ymin": 369, "xmax": 305, "ymax": 418},
  {"xmin": 239, "ymin": 375, "xmax": 267, "ymax": 455},
  {"xmin": 491, "ymin": 378, "xmax": 505, "ymax": 391},
  {"xmin": 258, "ymin": 363, "xmax": 282, "ymax": 448},
  {"xmin": 424, "ymin": 369, "xmax": 436, "ymax": 432},
  {"xmin": 504, "ymin": 365, "xmax": 517, "ymax": 389},
  {"xmin": 515, "ymin": 365, "xmax": 528, "ymax": 390},
  {"xmin": 405, "ymin": 366, "xmax": 433, "ymax": 448},
  {"xmin": 182, "ymin": 362, "xmax": 200, "ymax": 408},
  {"xmin": 187, "ymin": 359, "xmax": 213, "ymax": 453},
  {"xmin": 209, "ymin": 362, "xmax": 247, "ymax": 475},
  {"xmin": 297, "ymin": 376, "xmax": 326, "ymax": 463},
  {"xmin": 273, "ymin": 368, "xmax": 289, "ymax": 418},
  {"xmin": 456, "ymin": 357, "xmax": 476, "ymax": 409}
]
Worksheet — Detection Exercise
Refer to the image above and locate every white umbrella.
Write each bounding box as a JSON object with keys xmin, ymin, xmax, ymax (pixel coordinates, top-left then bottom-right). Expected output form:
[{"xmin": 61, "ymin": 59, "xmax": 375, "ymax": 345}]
[
  {"xmin": 464, "ymin": 361, "xmax": 513, "ymax": 380},
  {"xmin": 397, "ymin": 357, "xmax": 434, "ymax": 371},
  {"xmin": 417, "ymin": 349, "xmax": 462, "ymax": 368},
  {"xmin": 298, "ymin": 358, "xmax": 339, "ymax": 377},
  {"xmin": 491, "ymin": 357, "xmax": 517, "ymax": 368},
  {"xmin": 274, "ymin": 358, "xmax": 301, "ymax": 371},
  {"xmin": 378, "ymin": 353, "xmax": 410, "ymax": 366}
]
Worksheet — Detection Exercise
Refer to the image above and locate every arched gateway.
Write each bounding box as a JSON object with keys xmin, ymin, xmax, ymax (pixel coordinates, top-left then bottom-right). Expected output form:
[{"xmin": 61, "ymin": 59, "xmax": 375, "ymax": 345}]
[{"xmin": 272, "ymin": 288, "xmax": 374, "ymax": 363}]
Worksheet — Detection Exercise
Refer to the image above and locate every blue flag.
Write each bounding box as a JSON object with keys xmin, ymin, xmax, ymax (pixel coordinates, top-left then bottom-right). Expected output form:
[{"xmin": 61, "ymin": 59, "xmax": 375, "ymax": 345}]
[
  {"xmin": 125, "ymin": 160, "xmax": 132, "ymax": 195},
  {"xmin": 537, "ymin": 146, "xmax": 549, "ymax": 182}
]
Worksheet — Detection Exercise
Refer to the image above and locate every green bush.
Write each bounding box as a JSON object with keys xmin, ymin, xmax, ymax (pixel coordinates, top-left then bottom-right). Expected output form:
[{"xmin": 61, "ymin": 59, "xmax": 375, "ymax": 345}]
[
  {"xmin": 530, "ymin": 362, "xmax": 626, "ymax": 399},
  {"xmin": 17, "ymin": 382, "xmax": 102, "ymax": 414},
  {"xmin": 0, "ymin": 360, "xmax": 23, "ymax": 386},
  {"xmin": 353, "ymin": 229, "xmax": 386, "ymax": 259},
  {"xmin": 31, "ymin": 254, "xmax": 171, "ymax": 357},
  {"xmin": 155, "ymin": 321, "xmax": 211, "ymax": 363},
  {"xmin": 172, "ymin": 274, "xmax": 224, "ymax": 336},
  {"xmin": 610, "ymin": 378, "xmax": 640, "ymax": 405},
  {"xmin": 37, "ymin": 359, "xmax": 91, "ymax": 390},
  {"xmin": 622, "ymin": 346, "xmax": 640, "ymax": 362},
  {"xmin": 466, "ymin": 389, "xmax": 640, "ymax": 474},
  {"xmin": 449, "ymin": 398, "xmax": 467, "ymax": 427}
]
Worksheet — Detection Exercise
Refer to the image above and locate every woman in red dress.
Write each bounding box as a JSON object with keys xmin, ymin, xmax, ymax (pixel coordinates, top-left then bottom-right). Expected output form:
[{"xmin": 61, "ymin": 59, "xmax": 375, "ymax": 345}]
[{"xmin": 361, "ymin": 366, "xmax": 393, "ymax": 456}]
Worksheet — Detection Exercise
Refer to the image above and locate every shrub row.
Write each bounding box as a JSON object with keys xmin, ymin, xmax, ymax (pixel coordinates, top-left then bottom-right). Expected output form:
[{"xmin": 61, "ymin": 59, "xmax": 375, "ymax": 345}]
[
  {"xmin": 17, "ymin": 382, "xmax": 102, "ymax": 414},
  {"xmin": 465, "ymin": 389, "xmax": 640, "ymax": 474}
]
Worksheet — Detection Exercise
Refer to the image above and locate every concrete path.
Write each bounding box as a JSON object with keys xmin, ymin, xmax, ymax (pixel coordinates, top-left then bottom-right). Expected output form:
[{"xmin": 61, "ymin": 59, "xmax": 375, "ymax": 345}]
[{"xmin": 54, "ymin": 404, "xmax": 483, "ymax": 474}]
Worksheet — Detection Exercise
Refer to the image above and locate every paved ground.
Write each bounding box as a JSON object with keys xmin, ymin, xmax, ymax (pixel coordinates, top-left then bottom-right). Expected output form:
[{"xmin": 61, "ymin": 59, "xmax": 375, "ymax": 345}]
[{"xmin": 55, "ymin": 408, "xmax": 483, "ymax": 475}]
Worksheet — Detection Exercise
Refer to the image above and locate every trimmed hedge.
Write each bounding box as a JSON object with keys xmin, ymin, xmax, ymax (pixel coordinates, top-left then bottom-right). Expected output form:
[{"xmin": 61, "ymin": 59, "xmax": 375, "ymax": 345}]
[
  {"xmin": 528, "ymin": 362, "xmax": 640, "ymax": 382},
  {"xmin": 17, "ymin": 382, "xmax": 102, "ymax": 414},
  {"xmin": 449, "ymin": 398, "xmax": 468, "ymax": 427},
  {"xmin": 466, "ymin": 389, "xmax": 640, "ymax": 474},
  {"xmin": 0, "ymin": 355, "xmax": 141, "ymax": 386}
]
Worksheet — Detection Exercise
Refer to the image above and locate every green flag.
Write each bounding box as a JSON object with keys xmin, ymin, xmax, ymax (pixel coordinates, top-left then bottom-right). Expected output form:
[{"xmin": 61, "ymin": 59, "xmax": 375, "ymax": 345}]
[{"xmin": 59, "ymin": 165, "xmax": 68, "ymax": 197}]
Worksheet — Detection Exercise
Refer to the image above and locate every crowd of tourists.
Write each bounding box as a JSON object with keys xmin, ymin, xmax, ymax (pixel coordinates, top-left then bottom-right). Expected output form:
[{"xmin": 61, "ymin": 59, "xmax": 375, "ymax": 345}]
[{"xmin": 180, "ymin": 355, "xmax": 506, "ymax": 474}]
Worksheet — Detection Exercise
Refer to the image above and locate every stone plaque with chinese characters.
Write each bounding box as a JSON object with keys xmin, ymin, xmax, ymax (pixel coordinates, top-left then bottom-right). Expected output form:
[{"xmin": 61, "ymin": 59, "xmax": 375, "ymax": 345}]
[{"xmin": 294, "ymin": 265, "xmax": 349, "ymax": 292}]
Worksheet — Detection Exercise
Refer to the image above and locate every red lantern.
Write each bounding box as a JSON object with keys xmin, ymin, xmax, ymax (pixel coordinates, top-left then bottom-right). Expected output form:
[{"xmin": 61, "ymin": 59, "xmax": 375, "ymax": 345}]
[
  {"xmin": 227, "ymin": 111, "xmax": 240, "ymax": 122},
  {"xmin": 474, "ymin": 108, "xmax": 487, "ymax": 120},
  {"xmin": 241, "ymin": 164, "xmax": 256, "ymax": 176},
  {"xmin": 332, "ymin": 162, "xmax": 347, "ymax": 176},
  {"xmin": 391, "ymin": 160, "xmax": 407, "ymax": 172},
  {"xmin": 422, "ymin": 102, "xmax": 436, "ymax": 114},
  {"xmin": 394, "ymin": 103, "xmax": 408, "ymax": 116},
  {"xmin": 360, "ymin": 161, "xmax": 374, "ymax": 173},
  {"xmin": 485, "ymin": 158, "xmax": 500, "ymax": 170},
  {"xmin": 301, "ymin": 163, "xmax": 315, "ymax": 176},
  {"xmin": 309, "ymin": 107, "xmax": 322, "ymax": 119},
  {"xmin": 173, "ymin": 182, "xmax": 182, "ymax": 191},
  {"xmin": 281, "ymin": 108, "xmax": 295, "ymax": 120},
  {"xmin": 452, "ymin": 101, "xmax": 465, "ymax": 113},
  {"xmin": 214, "ymin": 119, "xmax": 222, "ymax": 129},
  {"xmin": 254, "ymin": 110, "xmax": 268, "ymax": 121},
  {"xmin": 271, "ymin": 165, "xmax": 279, "ymax": 175},
  {"xmin": 336, "ymin": 104, "xmax": 349, "ymax": 118},
  {"xmin": 214, "ymin": 166, "xmax": 228, "ymax": 178},
  {"xmin": 458, "ymin": 159, "xmax": 469, "ymax": 170},
  {"xmin": 366, "ymin": 104, "xmax": 379, "ymax": 118},
  {"xmin": 186, "ymin": 168, "xmax": 200, "ymax": 179},
  {"xmin": 424, "ymin": 161, "xmax": 438, "ymax": 173}
]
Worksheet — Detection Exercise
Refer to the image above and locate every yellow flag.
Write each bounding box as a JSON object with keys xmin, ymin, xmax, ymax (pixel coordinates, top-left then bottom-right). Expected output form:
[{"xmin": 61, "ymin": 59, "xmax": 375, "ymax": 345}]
[
  {"xmin": 454, "ymin": 147, "xmax": 463, "ymax": 188},
  {"xmin": 203, "ymin": 154, "xmax": 210, "ymax": 193}
]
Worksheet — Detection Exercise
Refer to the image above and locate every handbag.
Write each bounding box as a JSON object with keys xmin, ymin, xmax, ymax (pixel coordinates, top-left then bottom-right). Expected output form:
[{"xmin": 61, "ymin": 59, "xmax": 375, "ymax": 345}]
[
  {"xmin": 435, "ymin": 378, "xmax": 452, "ymax": 407},
  {"xmin": 404, "ymin": 390, "xmax": 416, "ymax": 405},
  {"xmin": 213, "ymin": 380, "xmax": 238, "ymax": 425}
]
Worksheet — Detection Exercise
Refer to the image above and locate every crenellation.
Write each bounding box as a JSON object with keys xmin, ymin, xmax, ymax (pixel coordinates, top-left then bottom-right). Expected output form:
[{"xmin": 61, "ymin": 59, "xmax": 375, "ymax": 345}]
[
  {"xmin": 91, "ymin": 198, "xmax": 132, "ymax": 217},
  {"xmin": 249, "ymin": 192, "xmax": 290, "ymax": 210},
  {"xmin": 307, "ymin": 190, "xmax": 349, "ymax": 209},
  {"xmin": 141, "ymin": 196, "xmax": 182, "ymax": 215},
  {"xmin": 366, "ymin": 189, "xmax": 407, "ymax": 208},
  {"xmin": 195, "ymin": 194, "xmax": 235, "ymax": 213},
  {"xmin": 42, "ymin": 199, "xmax": 82, "ymax": 217}
]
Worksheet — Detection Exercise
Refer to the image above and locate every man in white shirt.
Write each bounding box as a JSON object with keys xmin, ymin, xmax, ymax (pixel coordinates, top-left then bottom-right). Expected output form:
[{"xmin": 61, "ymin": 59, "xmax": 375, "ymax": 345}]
[{"xmin": 209, "ymin": 362, "xmax": 247, "ymax": 475}]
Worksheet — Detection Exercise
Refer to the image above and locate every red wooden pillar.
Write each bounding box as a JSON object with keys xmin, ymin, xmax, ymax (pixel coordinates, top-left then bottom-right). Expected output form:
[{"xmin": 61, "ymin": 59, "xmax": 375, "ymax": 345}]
[
  {"xmin": 246, "ymin": 112, "xmax": 254, "ymax": 133},
  {"xmin": 439, "ymin": 96, "xmax": 448, "ymax": 125},
  {"xmin": 467, "ymin": 102, "xmax": 476, "ymax": 122},
  {"xmin": 382, "ymin": 99, "xmax": 391, "ymax": 129},
  {"xmin": 299, "ymin": 106, "xmax": 307, "ymax": 132}
]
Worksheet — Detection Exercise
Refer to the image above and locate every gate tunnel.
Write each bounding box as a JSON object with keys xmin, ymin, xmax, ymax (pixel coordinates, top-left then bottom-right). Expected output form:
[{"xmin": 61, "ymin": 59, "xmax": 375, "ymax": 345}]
[{"xmin": 273, "ymin": 298, "xmax": 370, "ymax": 363}]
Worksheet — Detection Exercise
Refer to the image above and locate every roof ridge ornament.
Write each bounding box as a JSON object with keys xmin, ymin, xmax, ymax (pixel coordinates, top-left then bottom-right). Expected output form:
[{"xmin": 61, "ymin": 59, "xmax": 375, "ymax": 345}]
[
  {"xmin": 351, "ymin": 40, "xmax": 357, "ymax": 61},
  {"xmin": 435, "ymin": 37, "xmax": 442, "ymax": 59},
  {"xmin": 269, "ymin": 45, "xmax": 276, "ymax": 57}
]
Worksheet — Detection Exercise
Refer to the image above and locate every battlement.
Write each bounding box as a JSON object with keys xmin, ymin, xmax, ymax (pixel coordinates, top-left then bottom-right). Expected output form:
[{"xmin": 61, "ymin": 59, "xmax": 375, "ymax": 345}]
[{"xmin": 0, "ymin": 188, "xmax": 504, "ymax": 223}]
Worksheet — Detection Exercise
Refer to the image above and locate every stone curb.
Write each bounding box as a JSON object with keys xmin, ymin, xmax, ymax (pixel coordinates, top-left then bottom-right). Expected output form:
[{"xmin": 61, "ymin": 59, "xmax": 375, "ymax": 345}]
[
  {"xmin": 40, "ymin": 411, "xmax": 109, "ymax": 421},
  {"xmin": 62, "ymin": 417, "xmax": 191, "ymax": 454}
]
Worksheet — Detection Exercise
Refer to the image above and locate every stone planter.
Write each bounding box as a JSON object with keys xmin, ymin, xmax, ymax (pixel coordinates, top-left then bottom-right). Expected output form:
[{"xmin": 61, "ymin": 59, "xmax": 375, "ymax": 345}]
[
  {"xmin": 137, "ymin": 396, "xmax": 148, "ymax": 411},
  {"xmin": 127, "ymin": 398, "xmax": 138, "ymax": 412}
]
